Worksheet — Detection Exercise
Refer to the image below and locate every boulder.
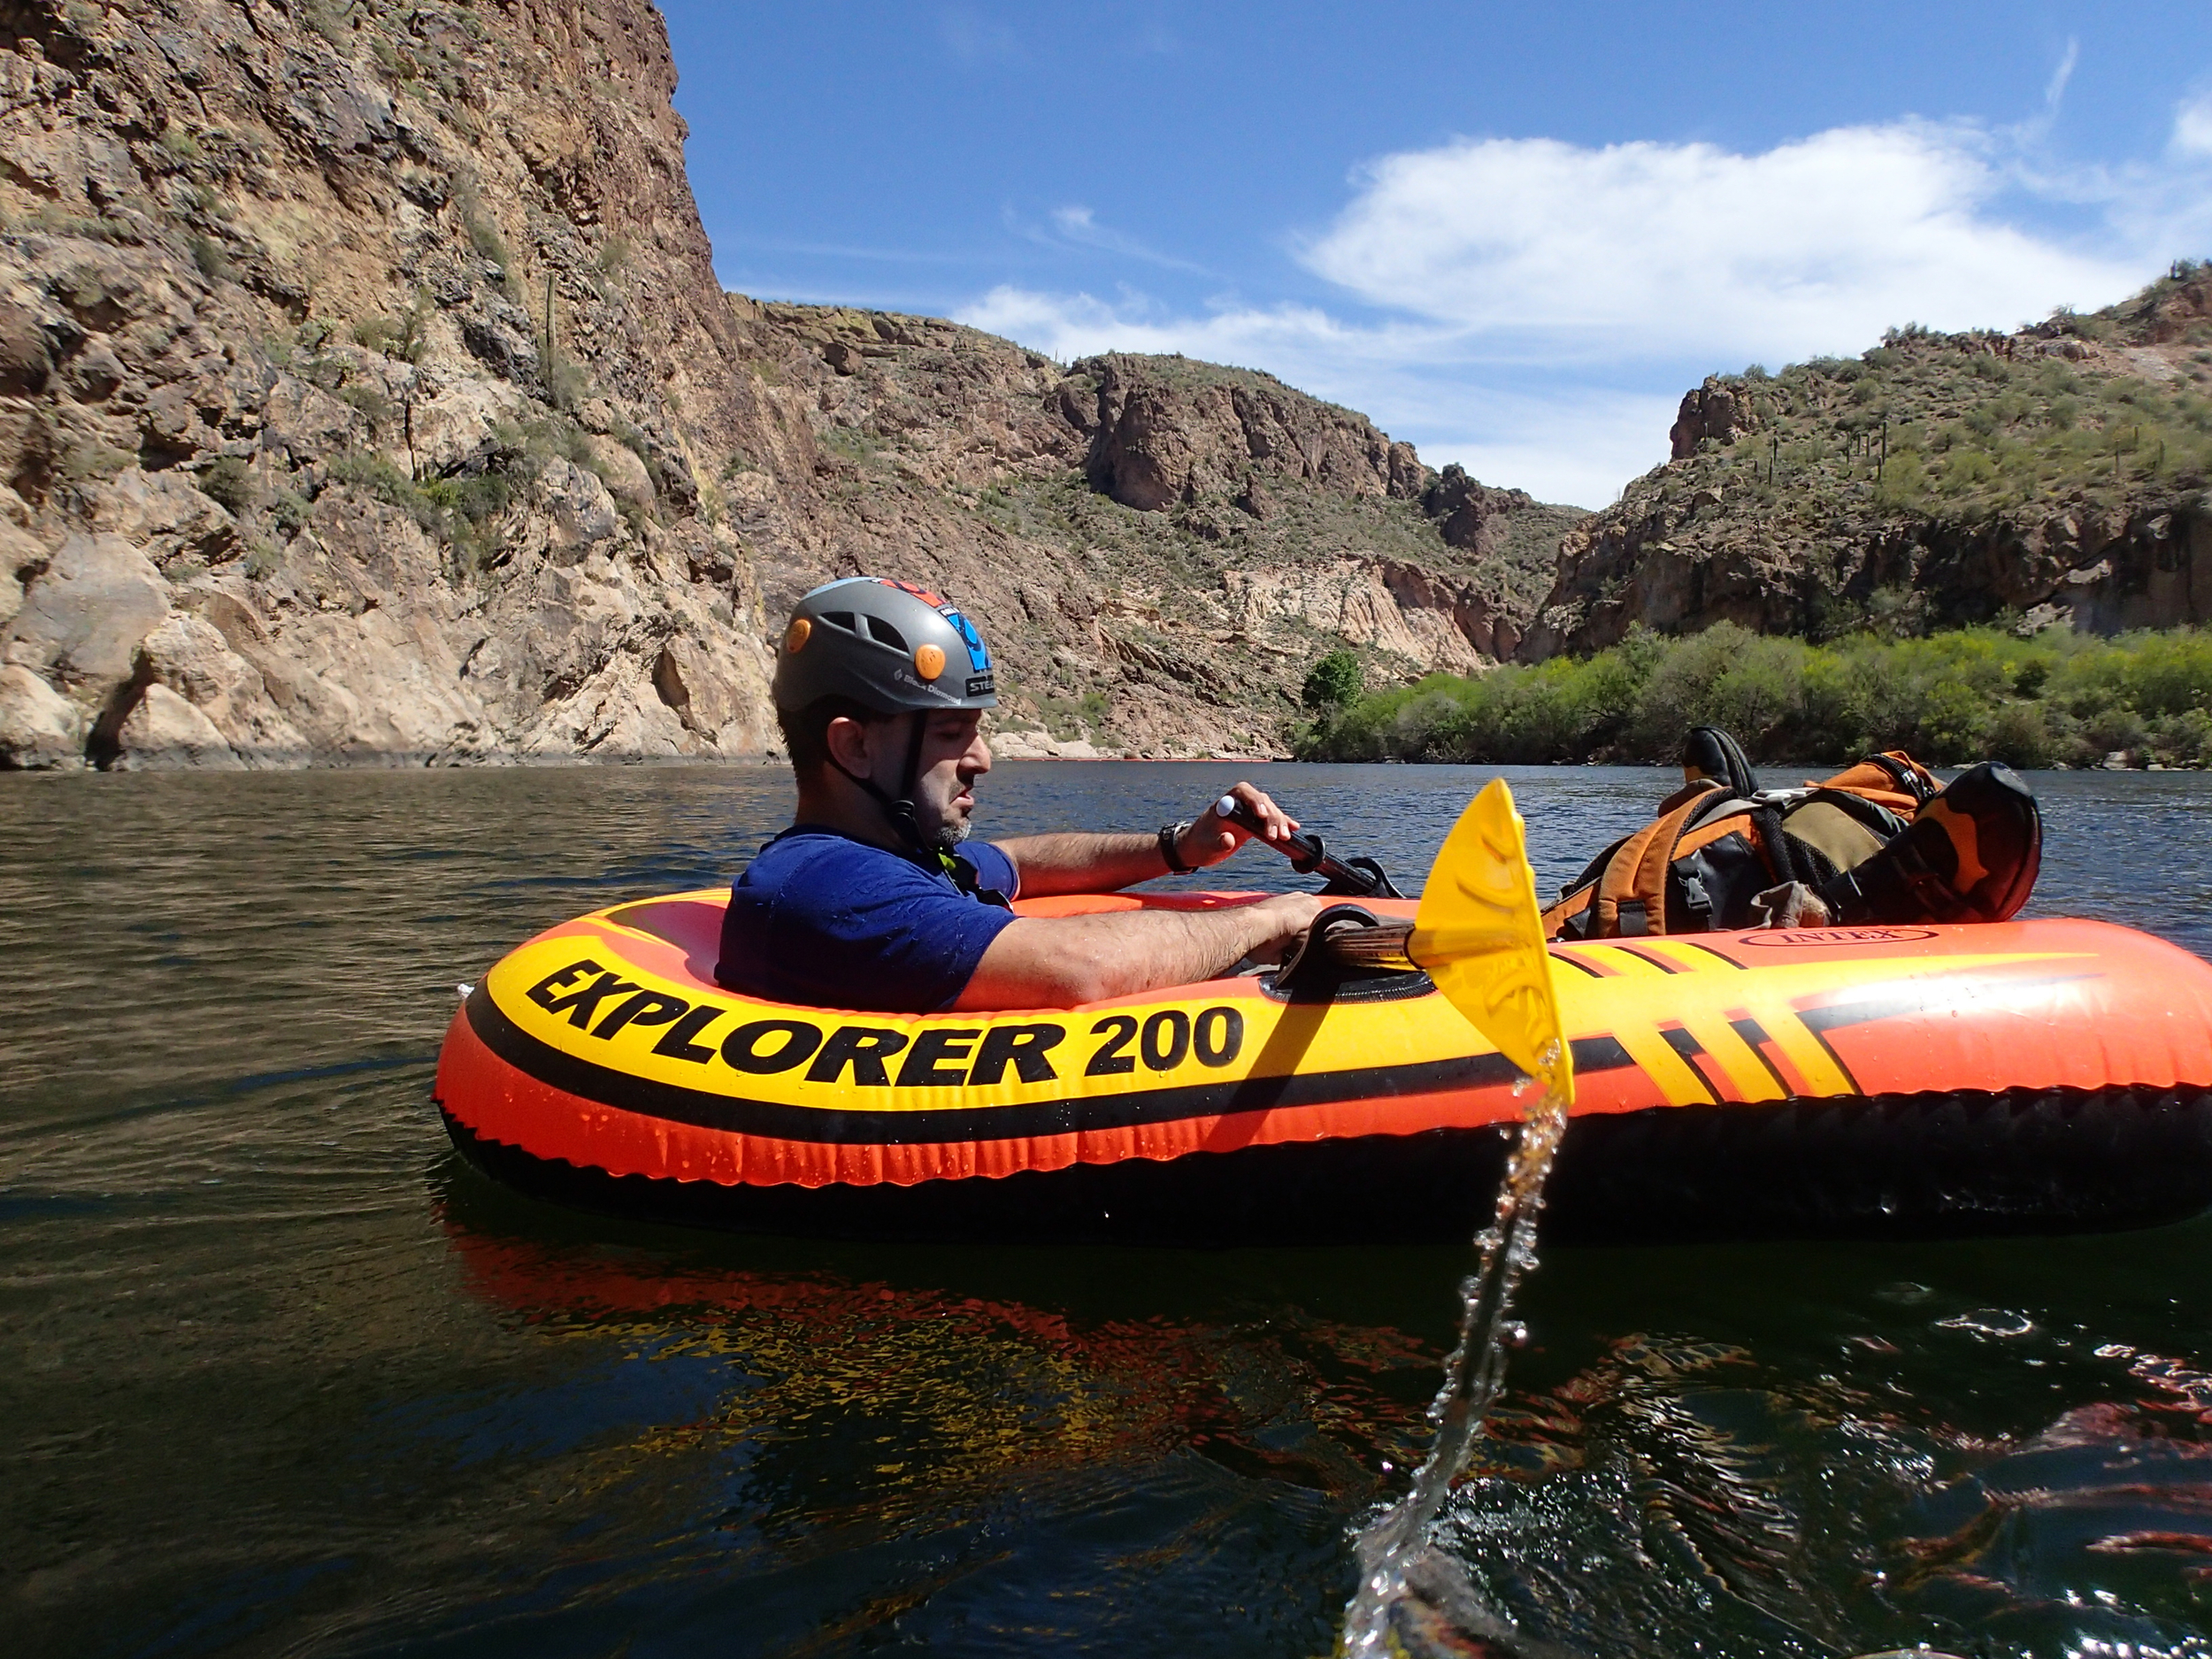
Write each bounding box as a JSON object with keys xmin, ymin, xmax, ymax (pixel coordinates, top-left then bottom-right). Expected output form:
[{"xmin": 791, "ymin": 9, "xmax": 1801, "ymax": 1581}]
[
  {"xmin": 111, "ymin": 683, "xmax": 244, "ymax": 770},
  {"xmin": 650, "ymin": 634, "xmax": 760, "ymax": 746},
  {"xmin": 536, "ymin": 458, "xmax": 622, "ymax": 560},
  {"xmin": 404, "ymin": 375, "xmax": 531, "ymax": 474},
  {"xmin": 0, "ymin": 514, "xmax": 46, "ymax": 632},
  {"xmin": 1423, "ymin": 464, "xmax": 1540, "ymax": 555},
  {"xmin": 138, "ymin": 613, "xmax": 309, "ymax": 763},
  {"xmin": 259, "ymin": 374, "xmax": 360, "ymax": 468},
  {"xmin": 0, "ymin": 533, "xmax": 170, "ymax": 706},
  {"xmin": 0, "ymin": 664, "xmax": 85, "ymax": 768},
  {"xmin": 1669, "ymin": 381, "xmax": 1749, "ymax": 459}
]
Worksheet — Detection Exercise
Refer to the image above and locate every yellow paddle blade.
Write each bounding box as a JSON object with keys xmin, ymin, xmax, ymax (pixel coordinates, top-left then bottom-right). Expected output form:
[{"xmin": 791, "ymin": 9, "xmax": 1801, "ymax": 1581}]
[{"xmin": 1409, "ymin": 778, "xmax": 1577, "ymax": 1107}]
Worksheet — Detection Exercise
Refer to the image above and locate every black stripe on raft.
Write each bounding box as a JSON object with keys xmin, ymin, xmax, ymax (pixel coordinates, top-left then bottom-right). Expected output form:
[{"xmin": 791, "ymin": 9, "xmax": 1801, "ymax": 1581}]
[
  {"xmin": 1678, "ymin": 941, "xmax": 1749, "ymax": 970},
  {"xmin": 441, "ymin": 1082, "xmax": 2212, "ymax": 1245},
  {"xmin": 1615, "ymin": 944, "xmax": 1687, "ymax": 975},
  {"xmin": 1658, "ymin": 1025, "xmax": 1723, "ymax": 1103},
  {"xmin": 464, "ymin": 985, "xmax": 1636, "ymax": 1146},
  {"xmin": 1729, "ymin": 1016, "xmax": 1796, "ymax": 1097}
]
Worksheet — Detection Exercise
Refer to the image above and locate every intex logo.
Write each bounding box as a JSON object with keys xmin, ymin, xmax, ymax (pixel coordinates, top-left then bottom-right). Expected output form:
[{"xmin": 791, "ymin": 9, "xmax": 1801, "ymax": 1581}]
[{"xmin": 1740, "ymin": 926, "xmax": 1939, "ymax": 947}]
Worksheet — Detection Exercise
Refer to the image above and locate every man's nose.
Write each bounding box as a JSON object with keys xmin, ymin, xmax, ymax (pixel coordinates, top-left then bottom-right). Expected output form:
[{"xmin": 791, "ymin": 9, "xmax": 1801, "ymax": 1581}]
[{"xmin": 966, "ymin": 732, "xmax": 992, "ymax": 773}]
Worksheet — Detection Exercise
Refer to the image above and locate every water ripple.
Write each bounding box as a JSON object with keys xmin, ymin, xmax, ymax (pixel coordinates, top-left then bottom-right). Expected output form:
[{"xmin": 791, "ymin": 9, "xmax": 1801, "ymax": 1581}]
[{"xmin": 2, "ymin": 763, "xmax": 2208, "ymax": 1657}]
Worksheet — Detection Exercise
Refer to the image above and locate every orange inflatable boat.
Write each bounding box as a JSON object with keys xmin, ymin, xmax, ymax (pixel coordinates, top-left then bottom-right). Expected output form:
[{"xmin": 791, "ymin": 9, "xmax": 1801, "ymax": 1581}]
[{"xmin": 435, "ymin": 888, "xmax": 2212, "ymax": 1244}]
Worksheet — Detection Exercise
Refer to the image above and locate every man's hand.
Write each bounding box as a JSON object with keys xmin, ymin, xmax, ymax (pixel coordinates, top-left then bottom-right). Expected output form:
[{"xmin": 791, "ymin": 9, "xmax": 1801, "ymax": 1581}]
[
  {"xmin": 1178, "ymin": 781, "xmax": 1298, "ymax": 870},
  {"xmin": 1240, "ymin": 891, "xmax": 1325, "ymax": 965},
  {"xmin": 998, "ymin": 781, "xmax": 1305, "ymax": 900}
]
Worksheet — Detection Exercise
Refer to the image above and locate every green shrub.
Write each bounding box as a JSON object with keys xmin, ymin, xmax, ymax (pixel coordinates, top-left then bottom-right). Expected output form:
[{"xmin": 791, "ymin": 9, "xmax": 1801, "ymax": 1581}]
[
  {"xmin": 1302, "ymin": 623, "xmax": 2212, "ymax": 769},
  {"xmin": 1983, "ymin": 701, "xmax": 2059, "ymax": 769},
  {"xmin": 188, "ymin": 234, "xmax": 231, "ymax": 281},
  {"xmin": 269, "ymin": 487, "xmax": 312, "ymax": 534},
  {"xmin": 339, "ymin": 383, "xmax": 391, "ymax": 426},
  {"xmin": 328, "ymin": 451, "xmax": 439, "ymax": 531},
  {"xmin": 349, "ymin": 294, "xmax": 430, "ymax": 362},
  {"xmin": 2124, "ymin": 632, "xmax": 2212, "ymax": 717},
  {"xmin": 1301, "ymin": 648, "xmax": 1363, "ymax": 712},
  {"xmin": 59, "ymin": 439, "xmax": 134, "ymax": 484},
  {"xmin": 197, "ymin": 455, "xmax": 257, "ymax": 513}
]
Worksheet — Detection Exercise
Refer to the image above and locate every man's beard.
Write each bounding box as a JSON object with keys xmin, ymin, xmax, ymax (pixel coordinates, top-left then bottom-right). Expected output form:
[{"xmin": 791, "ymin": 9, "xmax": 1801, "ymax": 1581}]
[{"xmin": 917, "ymin": 791, "xmax": 972, "ymax": 853}]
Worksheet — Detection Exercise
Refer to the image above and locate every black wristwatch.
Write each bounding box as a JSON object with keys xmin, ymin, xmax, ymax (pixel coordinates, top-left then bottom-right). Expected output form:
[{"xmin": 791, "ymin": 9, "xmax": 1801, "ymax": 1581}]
[{"xmin": 1158, "ymin": 820, "xmax": 1197, "ymax": 874}]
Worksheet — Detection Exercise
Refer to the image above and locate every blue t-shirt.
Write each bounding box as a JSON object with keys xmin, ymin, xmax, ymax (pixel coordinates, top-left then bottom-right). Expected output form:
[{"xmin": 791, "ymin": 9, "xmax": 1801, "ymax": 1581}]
[{"xmin": 715, "ymin": 829, "xmax": 1021, "ymax": 1012}]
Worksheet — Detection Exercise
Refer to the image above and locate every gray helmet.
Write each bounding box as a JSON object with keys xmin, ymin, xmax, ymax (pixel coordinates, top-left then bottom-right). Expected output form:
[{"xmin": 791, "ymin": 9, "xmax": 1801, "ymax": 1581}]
[{"xmin": 772, "ymin": 576, "xmax": 998, "ymax": 715}]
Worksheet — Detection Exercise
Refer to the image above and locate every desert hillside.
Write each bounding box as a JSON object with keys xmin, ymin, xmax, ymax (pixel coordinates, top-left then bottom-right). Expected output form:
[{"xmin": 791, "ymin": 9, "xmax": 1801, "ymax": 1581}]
[{"xmin": 1523, "ymin": 267, "xmax": 2212, "ymax": 659}]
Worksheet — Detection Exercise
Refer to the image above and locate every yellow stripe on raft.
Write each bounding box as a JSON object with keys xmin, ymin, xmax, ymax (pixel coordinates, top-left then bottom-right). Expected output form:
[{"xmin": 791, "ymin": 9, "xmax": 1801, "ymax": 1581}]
[{"xmin": 479, "ymin": 893, "xmax": 2091, "ymax": 1118}]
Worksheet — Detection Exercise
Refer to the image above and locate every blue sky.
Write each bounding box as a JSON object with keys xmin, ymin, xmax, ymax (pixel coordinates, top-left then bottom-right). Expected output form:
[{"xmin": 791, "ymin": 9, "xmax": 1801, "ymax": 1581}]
[{"xmin": 660, "ymin": 3, "xmax": 2212, "ymax": 506}]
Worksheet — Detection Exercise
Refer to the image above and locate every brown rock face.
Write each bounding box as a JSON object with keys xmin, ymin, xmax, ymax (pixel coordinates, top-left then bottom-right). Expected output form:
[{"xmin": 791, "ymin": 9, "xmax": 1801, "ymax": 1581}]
[
  {"xmin": 1421, "ymin": 464, "xmax": 1547, "ymax": 558},
  {"xmin": 1075, "ymin": 355, "xmax": 1424, "ymax": 512},
  {"xmin": 726, "ymin": 315, "xmax": 1572, "ymax": 757},
  {"xmin": 0, "ymin": 0, "xmax": 780, "ymax": 767},
  {"xmin": 1668, "ymin": 380, "xmax": 1753, "ymax": 460},
  {"xmin": 1529, "ymin": 295, "xmax": 2212, "ymax": 659}
]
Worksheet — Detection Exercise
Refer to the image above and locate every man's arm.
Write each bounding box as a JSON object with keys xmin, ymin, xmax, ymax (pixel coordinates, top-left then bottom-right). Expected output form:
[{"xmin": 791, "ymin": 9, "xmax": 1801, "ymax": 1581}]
[
  {"xmin": 949, "ymin": 893, "xmax": 1324, "ymax": 1010},
  {"xmin": 997, "ymin": 781, "xmax": 1299, "ymax": 897}
]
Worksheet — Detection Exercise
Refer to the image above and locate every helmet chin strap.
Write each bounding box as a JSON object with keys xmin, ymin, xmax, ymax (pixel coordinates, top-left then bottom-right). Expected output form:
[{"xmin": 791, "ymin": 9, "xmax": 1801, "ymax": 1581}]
[
  {"xmin": 826, "ymin": 711, "xmax": 1007, "ymax": 908},
  {"xmin": 829, "ymin": 710, "xmax": 935, "ymax": 860}
]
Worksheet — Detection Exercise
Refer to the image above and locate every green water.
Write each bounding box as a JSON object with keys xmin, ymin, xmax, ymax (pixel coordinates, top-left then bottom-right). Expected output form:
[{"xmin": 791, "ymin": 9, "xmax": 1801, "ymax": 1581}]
[{"xmin": 4, "ymin": 763, "xmax": 2209, "ymax": 1657}]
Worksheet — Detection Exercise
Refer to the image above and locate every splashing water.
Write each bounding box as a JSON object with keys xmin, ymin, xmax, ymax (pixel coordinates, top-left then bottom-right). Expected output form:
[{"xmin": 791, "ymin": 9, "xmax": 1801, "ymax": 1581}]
[{"xmin": 1341, "ymin": 1043, "xmax": 1573, "ymax": 1658}]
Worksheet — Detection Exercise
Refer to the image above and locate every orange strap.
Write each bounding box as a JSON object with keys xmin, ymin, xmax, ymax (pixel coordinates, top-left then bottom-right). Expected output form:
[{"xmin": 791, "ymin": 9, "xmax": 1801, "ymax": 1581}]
[
  {"xmin": 1592, "ymin": 795, "xmax": 1708, "ymax": 937},
  {"xmin": 1673, "ymin": 806, "xmax": 1767, "ymax": 866},
  {"xmin": 1812, "ymin": 752, "xmax": 1936, "ymax": 818}
]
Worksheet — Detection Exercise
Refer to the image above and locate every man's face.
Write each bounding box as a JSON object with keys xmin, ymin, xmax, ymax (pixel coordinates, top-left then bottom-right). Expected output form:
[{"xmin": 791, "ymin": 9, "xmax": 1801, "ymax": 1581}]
[{"xmin": 890, "ymin": 710, "xmax": 991, "ymax": 849}]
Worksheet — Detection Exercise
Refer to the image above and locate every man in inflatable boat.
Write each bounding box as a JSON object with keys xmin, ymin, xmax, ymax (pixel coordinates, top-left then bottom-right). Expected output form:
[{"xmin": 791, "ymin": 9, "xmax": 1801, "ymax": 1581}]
[{"xmin": 716, "ymin": 577, "xmax": 1325, "ymax": 1013}]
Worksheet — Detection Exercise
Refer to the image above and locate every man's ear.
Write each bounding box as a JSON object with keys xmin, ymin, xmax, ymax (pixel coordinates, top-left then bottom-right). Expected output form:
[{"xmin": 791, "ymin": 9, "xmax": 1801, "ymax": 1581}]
[{"xmin": 823, "ymin": 714, "xmax": 875, "ymax": 778}]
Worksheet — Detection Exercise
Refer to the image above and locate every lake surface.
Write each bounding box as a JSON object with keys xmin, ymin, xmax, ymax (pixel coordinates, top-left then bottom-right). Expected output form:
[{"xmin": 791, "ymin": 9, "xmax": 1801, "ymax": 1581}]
[{"xmin": 4, "ymin": 761, "xmax": 2211, "ymax": 1659}]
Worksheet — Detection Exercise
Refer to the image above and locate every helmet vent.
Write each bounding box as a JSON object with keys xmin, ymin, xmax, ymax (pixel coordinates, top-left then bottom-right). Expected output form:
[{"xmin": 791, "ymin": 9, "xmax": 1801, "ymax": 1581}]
[
  {"xmin": 820, "ymin": 611, "xmax": 856, "ymax": 633},
  {"xmin": 864, "ymin": 616, "xmax": 908, "ymax": 650}
]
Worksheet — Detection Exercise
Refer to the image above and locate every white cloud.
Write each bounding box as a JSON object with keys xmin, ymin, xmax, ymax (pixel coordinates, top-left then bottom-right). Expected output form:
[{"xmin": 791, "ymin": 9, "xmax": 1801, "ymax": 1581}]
[
  {"xmin": 960, "ymin": 283, "xmax": 1380, "ymax": 368},
  {"xmin": 1029, "ymin": 206, "xmax": 1212, "ymax": 274},
  {"xmin": 956, "ymin": 284, "xmax": 1662, "ymax": 506},
  {"xmin": 957, "ymin": 116, "xmax": 2208, "ymax": 506},
  {"xmin": 2177, "ymin": 91, "xmax": 2212, "ymax": 159},
  {"xmin": 2043, "ymin": 39, "xmax": 2079, "ymax": 117},
  {"xmin": 1302, "ymin": 124, "xmax": 2157, "ymax": 366},
  {"xmin": 1416, "ymin": 390, "xmax": 1681, "ymax": 511},
  {"xmin": 939, "ymin": 7, "xmax": 1021, "ymax": 65}
]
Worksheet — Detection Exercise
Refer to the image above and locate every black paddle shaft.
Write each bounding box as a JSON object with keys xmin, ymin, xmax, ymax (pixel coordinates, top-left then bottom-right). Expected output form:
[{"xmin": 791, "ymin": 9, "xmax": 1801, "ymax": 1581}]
[{"xmin": 1211, "ymin": 795, "xmax": 1405, "ymax": 900}]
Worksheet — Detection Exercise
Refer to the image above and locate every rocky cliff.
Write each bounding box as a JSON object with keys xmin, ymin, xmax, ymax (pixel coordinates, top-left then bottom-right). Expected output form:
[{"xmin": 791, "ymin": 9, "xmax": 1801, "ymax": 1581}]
[
  {"xmin": 0, "ymin": 0, "xmax": 1572, "ymax": 771},
  {"xmin": 751, "ymin": 334, "xmax": 1580, "ymax": 757},
  {"xmin": 1524, "ymin": 266, "xmax": 2212, "ymax": 658}
]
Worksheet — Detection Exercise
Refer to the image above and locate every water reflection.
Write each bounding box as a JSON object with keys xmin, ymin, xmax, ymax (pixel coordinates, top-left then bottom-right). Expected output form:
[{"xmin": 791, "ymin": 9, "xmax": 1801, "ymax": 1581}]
[{"xmin": 424, "ymin": 1172, "xmax": 1425, "ymax": 1654}]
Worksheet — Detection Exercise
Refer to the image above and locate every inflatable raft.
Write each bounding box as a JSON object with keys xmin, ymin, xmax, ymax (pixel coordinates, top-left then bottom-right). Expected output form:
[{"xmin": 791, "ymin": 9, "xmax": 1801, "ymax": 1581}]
[{"xmin": 435, "ymin": 888, "xmax": 2212, "ymax": 1244}]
